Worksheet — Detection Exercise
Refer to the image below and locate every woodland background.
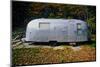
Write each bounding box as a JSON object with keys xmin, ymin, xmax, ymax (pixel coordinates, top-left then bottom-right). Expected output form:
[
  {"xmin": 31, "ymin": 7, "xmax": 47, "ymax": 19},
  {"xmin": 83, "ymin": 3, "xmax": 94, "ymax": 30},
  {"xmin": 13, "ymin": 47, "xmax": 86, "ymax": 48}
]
[{"xmin": 12, "ymin": 1, "xmax": 96, "ymax": 35}]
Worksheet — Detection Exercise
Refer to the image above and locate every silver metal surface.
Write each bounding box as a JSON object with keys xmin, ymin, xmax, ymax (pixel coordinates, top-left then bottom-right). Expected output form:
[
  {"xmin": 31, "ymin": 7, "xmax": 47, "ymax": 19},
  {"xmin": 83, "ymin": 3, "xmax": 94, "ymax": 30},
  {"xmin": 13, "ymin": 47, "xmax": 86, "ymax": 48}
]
[{"xmin": 24, "ymin": 18, "xmax": 88, "ymax": 42}]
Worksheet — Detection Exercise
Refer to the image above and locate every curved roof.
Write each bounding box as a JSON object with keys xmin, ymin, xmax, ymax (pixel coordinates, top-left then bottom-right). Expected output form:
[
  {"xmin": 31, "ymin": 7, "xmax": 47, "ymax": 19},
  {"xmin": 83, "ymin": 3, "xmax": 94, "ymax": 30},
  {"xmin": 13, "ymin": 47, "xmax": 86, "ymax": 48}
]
[
  {"xmin": 27, "ymin": 18, "xmax": 87, "ymax": 29},
  {"xmin": 29, "ymin": 18, "xmax": 85, "ymax": 23}
]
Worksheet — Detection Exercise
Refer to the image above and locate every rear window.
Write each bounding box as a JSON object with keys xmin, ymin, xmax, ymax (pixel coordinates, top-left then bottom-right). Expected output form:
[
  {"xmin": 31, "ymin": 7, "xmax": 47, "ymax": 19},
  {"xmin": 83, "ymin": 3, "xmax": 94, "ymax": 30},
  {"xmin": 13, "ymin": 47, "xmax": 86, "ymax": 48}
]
[
  {"xmin": 77, "ymin": 23, "xmax": 82, "ymax": 35},
  {"xmin": 39, "ymin": 23, "xmax": 50, "ymax": 29},
  {"xmin": 77, "ymin": 23, "xmax": 82, "ymax": 30}
]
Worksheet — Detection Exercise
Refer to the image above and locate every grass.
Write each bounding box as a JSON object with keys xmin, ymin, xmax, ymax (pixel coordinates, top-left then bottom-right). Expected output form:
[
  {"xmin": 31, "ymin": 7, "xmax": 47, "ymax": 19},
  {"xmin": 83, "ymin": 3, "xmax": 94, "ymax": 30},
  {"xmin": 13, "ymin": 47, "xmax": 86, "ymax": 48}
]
[
  {"xmin": 91, "ymin": 35, "xmax": 96, "ymax": 47},
  {"xmin": 12, "ymin": 48, "xmax": 40, "ymax": 65},
  {"xmin": 91, "ymin": 43, "xmax": 96, "ymax": 47},
  {"xmin": 12, "ymin": 45, "xmax": 96, "ymax": 66}
]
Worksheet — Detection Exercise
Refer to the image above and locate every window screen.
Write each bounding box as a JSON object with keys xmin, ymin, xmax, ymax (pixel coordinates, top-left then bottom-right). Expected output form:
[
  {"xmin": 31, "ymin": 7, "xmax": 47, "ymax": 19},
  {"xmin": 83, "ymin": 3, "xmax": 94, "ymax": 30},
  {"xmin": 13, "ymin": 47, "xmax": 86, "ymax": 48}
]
[{"xmin": 39, "ymin": 23, "xmax": 50, "ymax": 29}]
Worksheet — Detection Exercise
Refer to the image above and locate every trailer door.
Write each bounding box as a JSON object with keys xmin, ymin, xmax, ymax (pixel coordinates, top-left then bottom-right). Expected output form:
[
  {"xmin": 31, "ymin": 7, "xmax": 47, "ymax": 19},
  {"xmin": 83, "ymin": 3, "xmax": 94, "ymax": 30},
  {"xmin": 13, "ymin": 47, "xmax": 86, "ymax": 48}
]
[
  {"xmin": 49, "ymin": 23, "xmax": 68, "ymax": 42},
  {"xmin": 68, "ymin": 23, "xmax": 76, "ymax": 42},
  {"xmin": 76, "ymin": 23, "xmax": 83, "ymax": 41},
  {"xmin": 37, "ymin": 22, "xmax": 50, "ymax": 42}
]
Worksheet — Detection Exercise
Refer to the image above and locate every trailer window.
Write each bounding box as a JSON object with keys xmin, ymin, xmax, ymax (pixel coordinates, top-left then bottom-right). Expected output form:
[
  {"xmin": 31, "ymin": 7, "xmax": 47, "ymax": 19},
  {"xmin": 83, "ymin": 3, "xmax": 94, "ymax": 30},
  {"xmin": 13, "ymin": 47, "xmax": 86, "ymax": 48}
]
[
  {"xmin": 77, "ymin": 23, "xmax": 82, "ymax": 30},
  {"xmin": 77, "ymin": 23, "xmax": 82, "ymax": 35},
  {"xmin": 39, "ymin": 23, "xmax": 50, "ymax": 29}
]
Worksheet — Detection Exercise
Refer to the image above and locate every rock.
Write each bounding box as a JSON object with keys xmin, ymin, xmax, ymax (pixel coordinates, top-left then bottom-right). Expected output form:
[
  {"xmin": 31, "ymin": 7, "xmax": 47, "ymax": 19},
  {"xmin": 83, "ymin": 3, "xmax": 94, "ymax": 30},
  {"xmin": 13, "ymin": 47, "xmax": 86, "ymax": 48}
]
[
  {"xmin": 71, "ymin": 46, "xmax": 82, "ymax": 51},
  {"xmin": 13, "ymin": 42, "xmax": 22, "ymax": 47},
  {"xmin": 12, "ymin": 40, "xmax": 20, "ymax": 44},
  {"xmin": 13, "ymin": 35, "xmax": 20, "ymax": 40},
  {"xmin": 53, "ymin": 46, "xmax": 65, "ymax": 50},
  {"xmin": 21, "ymin": 38, "xmax": 26, "ymax": 42}
]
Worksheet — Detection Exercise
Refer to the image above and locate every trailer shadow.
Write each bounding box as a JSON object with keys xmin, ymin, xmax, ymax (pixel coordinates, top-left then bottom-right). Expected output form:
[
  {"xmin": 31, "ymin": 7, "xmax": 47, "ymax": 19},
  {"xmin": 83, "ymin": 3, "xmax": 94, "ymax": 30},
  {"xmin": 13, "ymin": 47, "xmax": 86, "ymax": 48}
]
[
  {"xmin": 29, "ymin": 42, "xmax": 69, "ymax": 47},
  {"xmin": 29, "ymin": 40, "xmax": 96, "ymax": 47}
]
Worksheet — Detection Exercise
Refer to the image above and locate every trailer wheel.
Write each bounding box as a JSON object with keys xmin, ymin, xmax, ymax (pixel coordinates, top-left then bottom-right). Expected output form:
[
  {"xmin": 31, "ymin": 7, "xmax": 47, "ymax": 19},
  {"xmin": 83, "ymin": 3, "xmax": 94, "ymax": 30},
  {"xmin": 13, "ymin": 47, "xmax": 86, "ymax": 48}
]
[{"xmin": 49, "ymin": 41, "xmax": 57, "ymax": 46}]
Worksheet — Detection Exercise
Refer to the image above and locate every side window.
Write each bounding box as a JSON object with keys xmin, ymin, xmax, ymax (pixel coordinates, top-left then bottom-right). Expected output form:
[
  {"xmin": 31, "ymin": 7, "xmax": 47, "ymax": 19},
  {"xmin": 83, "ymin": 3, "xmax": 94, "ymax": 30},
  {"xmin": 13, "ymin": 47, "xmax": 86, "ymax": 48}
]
[
  {"xmin": 39, "ymin": 23, "xmax": 50, "ymax": 29},
  {"xmin": 77, "ymin": 23, "xmax": 82, "ymax": 35}
]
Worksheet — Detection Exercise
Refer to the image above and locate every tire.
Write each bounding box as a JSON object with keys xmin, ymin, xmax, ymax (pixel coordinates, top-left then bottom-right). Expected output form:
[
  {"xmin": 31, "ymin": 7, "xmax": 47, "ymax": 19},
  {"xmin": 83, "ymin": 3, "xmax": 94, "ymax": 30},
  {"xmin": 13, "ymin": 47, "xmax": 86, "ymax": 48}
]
[{"xmin": 49, "ymin": 41, "xmax": 57, "ymax": 46}]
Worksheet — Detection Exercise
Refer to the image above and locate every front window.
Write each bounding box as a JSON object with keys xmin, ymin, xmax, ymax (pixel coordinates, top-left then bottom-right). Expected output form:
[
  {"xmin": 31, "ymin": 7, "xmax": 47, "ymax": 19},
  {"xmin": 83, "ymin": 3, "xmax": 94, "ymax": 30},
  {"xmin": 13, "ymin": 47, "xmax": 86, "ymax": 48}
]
[{"xmin": 39, "ymin": 23, "xmax": 50, "ymax": 29}]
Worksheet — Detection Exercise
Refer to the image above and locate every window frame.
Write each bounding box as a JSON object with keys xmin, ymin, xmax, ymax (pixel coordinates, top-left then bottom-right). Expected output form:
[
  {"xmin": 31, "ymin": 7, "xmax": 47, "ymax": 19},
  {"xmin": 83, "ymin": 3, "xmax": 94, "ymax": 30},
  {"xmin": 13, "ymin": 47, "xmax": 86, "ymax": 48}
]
[
  {"xmin": 39, "ymin": 22, "xmax": 50, "ymax": 29},
  {"xmin": 77, "ymin": 23, "xmax": 82, "ymax": 35}
]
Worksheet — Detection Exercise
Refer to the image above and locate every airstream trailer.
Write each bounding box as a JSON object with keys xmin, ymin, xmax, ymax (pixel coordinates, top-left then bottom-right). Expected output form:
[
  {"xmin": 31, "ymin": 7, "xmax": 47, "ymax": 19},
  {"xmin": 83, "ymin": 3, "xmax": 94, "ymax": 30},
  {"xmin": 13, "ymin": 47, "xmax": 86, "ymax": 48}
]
[{"xmin": 22, "ymin": 18, "xmax": 89, "ymax": 44}]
